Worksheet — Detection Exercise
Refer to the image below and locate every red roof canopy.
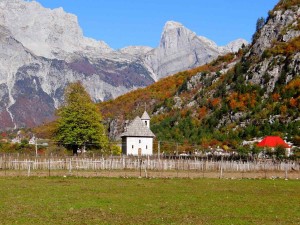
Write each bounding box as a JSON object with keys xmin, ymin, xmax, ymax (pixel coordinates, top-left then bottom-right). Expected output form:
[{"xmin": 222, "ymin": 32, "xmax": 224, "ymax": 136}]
[{"xmin": 257, "ymin": 136, "xmax": 290, "ymax": 148}]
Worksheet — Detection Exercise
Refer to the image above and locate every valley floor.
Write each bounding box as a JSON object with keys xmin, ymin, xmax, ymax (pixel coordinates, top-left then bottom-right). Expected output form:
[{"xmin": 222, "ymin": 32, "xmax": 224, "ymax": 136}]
[{"xmin": 0, "ymin": 177, "xmax": 299, "ymax": 224}]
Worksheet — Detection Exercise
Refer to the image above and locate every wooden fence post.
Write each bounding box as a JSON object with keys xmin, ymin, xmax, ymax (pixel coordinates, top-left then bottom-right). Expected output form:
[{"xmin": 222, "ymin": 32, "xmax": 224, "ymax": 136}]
[
  {"xmin": 4, "ymin": 156, "xmax": 6, "ymax": 176},
  {"xmin": 139, "ymin": 158, "xmax": 142, "ymax": 178},
  {"xmin": 285, "ymin": 161, "xmax": 288, "ymax": 180},
  {"xmin": 220, "ymin": 156, "xmax": 223, "ymax": 179},
  {"xmin": 48, "ymin": 158, "xmax": 51, "ymax": 177},
  {"xmin": 264, "ymin": 160, "xmax": 267, "ymax": 179},
  {"xmin": 202, "ymin": 159, "xmax": 205, "ymax": 178},
  {"xmin": 27, "ymin": 161, "xmax": 31, "ymax": 177},
  {"xmin": 69, "ymin": 158, "xmax": 72, "ymax": 174}
]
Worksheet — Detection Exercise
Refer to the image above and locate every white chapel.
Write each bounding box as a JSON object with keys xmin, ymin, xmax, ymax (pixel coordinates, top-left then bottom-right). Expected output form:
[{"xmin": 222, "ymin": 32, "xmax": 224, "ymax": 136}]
[{"xmin": 120, "ymin": 111, "xmax": 155, "ymax": 155}]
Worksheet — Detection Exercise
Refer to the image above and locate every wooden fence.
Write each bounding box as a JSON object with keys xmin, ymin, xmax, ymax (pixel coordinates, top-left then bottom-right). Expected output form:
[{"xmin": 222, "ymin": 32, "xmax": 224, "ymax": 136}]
[
  {"xmin": 0, "ymin": 156, "xmax": 299, "ymax": 178},
  {"xmin": 0, "ymin": 157, "xmax": 299, "ymax": 171}
]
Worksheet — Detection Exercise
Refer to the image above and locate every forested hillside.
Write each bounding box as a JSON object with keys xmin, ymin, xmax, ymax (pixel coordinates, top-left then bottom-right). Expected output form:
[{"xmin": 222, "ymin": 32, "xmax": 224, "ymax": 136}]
[{"xmin": 99, "ymin": 0, "xmax": 300, "ymax": 150}]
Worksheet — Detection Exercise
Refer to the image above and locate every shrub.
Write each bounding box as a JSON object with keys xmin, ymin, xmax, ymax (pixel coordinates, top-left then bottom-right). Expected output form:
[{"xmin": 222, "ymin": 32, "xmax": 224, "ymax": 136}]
[{"xmin": 275, "ymin": 146, "xmax": 286, "ymax": 159}]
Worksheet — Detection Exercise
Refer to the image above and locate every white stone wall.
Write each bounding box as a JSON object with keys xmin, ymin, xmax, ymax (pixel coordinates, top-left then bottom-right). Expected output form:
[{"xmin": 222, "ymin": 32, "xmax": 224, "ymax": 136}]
[{"xmin": 125, "ymin": 137, "xmax": 153, "ymax": 155}]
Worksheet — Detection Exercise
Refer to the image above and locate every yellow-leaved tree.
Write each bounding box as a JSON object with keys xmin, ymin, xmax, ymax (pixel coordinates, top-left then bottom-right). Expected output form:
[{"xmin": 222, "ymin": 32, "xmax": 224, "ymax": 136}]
[{"xmin": 55, "ymin": 82, "xmax": 108, "ymax": 155}]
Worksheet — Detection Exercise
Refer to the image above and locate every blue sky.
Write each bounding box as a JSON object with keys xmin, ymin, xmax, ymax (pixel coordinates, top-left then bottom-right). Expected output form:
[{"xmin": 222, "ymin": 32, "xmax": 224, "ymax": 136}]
[{"xmin": 34, "ymin": 0, "xmax": 279, "ymax": 50}]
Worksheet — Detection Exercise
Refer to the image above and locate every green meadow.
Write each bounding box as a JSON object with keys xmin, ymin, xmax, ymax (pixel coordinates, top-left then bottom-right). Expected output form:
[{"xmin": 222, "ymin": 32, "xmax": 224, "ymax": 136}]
[{"xmin": 0, "ymin": 177, "xmax": 299, "ymax": 224}]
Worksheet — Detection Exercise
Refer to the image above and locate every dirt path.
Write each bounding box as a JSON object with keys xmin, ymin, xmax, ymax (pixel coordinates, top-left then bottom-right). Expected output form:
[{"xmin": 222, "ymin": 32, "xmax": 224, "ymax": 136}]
[{"xmin": 1, "ymin": 169, "xmax": 299, "ymax": 179}]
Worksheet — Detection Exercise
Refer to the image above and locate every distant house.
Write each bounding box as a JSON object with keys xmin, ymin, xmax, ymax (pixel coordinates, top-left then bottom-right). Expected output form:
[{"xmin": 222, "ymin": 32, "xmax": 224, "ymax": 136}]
[
  {"xmin": 120, "ymin": 111, "xmax": 155, "ymax": 156},
  {"xmin": 11, "ymin": 137, "xmax": 21, "ymax": 144},
  {"xmin": 11, "ymin": 130, "xmax": 22, "ymax": 144},
  {"xmin": 257, "ymin": 136, "xmax": 292, "ymax": 156},
  {"xmin": 29, "ymin": 135, "xmax": 36, "ymax": 145},
  {"xmin": 257, "ymin": 136, "xmax": 290, "ymax": 148}
]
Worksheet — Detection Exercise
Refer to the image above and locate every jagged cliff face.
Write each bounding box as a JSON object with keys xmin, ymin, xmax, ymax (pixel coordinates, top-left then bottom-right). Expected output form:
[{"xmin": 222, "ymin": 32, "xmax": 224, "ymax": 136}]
[
  {"xmin": 0, "ymin": 25, "xmax": 154, "ymax": 129},
  {"xmin": 246, "ymin": 4, "xmax": 300, "ymax": 93},
  {"xmin": 144, "ymin": 21, "xmax": 247, "ymax": 80},
  {"xmin": 251, "ymin": 7, "xmax": 300, "ymax": 55},
  {"xmin": 0, "ymin": 0, "xmax": 246, "ymax": 130},
  {"xmin": 0, "ymin": 0, "xmax": 112, "ymax": 59}
]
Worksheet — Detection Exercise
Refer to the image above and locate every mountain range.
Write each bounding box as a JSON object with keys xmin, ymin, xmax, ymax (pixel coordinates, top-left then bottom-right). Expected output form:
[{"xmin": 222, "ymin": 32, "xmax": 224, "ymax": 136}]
[
  {"xmin": 0, "ymin": 0, "xmax": 247, "ymax": 130},
  {"xmin": 96, "ymin": 0, "xmax": 300, "ymax": 147}
]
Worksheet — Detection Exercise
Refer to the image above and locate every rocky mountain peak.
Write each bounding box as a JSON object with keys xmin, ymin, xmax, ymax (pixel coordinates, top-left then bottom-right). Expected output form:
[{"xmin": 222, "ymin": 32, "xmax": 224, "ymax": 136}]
[
  {"xmin": 163, "ymin": 21, "xmax": 184, "ymax": 30},
  {"xmin": 224, "ymin": 39, "xmax": 248, "ymax": 52},
  {"xmin": 145, "ymin": 21, "xmax": 247, "ymax": 80},
  {"xmin": 160, "ymin": 21, "xmax": 197, "ymax": 49},
  {"xmin": 0, "ymin": 0, "xmax": 112, "ymax": 59}
]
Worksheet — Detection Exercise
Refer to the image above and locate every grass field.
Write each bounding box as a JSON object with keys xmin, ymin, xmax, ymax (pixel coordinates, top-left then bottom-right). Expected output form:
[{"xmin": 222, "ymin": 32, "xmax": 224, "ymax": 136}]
[{"xmin": 0, "ymin": 177, "xmax": 299, "ymax": 225}]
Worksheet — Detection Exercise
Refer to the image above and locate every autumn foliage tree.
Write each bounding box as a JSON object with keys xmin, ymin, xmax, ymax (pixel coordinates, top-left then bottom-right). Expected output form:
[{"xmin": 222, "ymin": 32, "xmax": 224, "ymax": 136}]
[{"xmin": 55, "ymin": 82, "xmax": 108, "ymax": 155}]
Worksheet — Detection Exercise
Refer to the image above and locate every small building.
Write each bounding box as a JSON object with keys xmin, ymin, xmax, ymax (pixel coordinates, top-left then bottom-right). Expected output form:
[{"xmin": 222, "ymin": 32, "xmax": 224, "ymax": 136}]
[
  {"xmin": 257, "ymin": 136, "xmax": 290, "ymax": 148},
  {"xmin": 29, "ymin": 135, "xmax": 36, "ymax": 145},
  {"xmin": 11, "ymin": 130, "xmax": 23, "ymax": 144},
  {"xmin": 11, "ymin": 137, "xmax": 21, "ymax": 144},
  {"xmin": 257, "ymin": 136, "xmax": 292, "ymax": 156},
  {"xmin": 120, "ymin": 111, "xmax": 155, "ymax": 156}
]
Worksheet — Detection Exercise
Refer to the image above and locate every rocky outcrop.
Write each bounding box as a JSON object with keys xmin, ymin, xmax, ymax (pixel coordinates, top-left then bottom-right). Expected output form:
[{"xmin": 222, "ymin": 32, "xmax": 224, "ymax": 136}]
[
  {"xmin": 251, "ymin": 6, "xmax": 300, "ymax": 55},
  {"xmin": 247, "ymin": 53, "xmax": 300, "ymax": 93},
  {"xmin": 118, "ymin": 46, "xmax": 153, "ymax": 56},
  {"xmin": 247, "ymin": 5, "xmax": 300, "ymax": 93}
]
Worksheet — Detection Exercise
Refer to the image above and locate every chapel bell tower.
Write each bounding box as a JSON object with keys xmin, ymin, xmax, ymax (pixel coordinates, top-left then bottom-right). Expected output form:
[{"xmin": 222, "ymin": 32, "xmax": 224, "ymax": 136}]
[{"xmin": 141, "ymin": 111, "xmax": 150, "ymax": 128}]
